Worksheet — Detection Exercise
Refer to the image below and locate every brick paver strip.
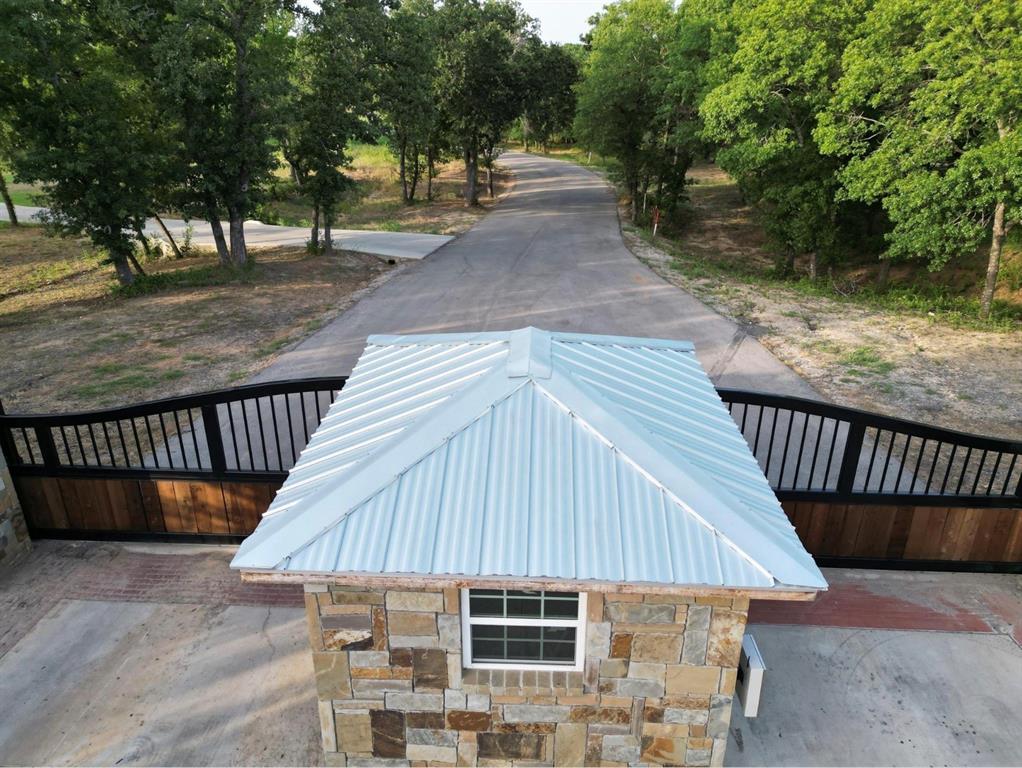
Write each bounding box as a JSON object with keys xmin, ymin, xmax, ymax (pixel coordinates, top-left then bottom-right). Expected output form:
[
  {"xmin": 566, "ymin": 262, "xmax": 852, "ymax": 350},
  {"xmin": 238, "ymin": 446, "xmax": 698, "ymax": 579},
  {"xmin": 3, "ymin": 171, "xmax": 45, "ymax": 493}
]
[{"xmin": 0, "ymin": 540, "xmax": 301, "ymax": 658}]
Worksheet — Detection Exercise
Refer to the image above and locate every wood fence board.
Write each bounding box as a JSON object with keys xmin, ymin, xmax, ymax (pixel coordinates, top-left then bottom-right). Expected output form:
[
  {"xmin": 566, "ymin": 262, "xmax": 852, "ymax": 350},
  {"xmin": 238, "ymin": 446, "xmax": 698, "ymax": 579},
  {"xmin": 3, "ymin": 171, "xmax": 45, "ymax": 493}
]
[
  {"xmin": 885, "ymin": 505, "xmax": 914, "ymax": 558},
  {"xmin": 223, "ymin": 482, "xmax": 276, "ymax": 535},
  {"xmin": 139, "ymin": 480, "xmax": 166, "ymax": 532},
  {"xmin": 170, "ymin": 481, "xmax": 198, "ymax": 533},
  {"xmin": 853, "ymin": 505, "xmax": 896, "ymax": 558},
  {"xmin": 836, "ymin": 506, "xmax": 865, "ymax": 557}
]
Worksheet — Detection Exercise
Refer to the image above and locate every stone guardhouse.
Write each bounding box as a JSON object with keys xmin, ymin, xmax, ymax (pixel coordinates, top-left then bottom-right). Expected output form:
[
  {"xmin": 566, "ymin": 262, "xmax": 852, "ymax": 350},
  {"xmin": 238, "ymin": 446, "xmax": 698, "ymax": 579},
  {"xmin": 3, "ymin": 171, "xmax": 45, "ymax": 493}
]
[{"xmin": 232, "ymin": 328, "xmax": 827, "ymax": 767}]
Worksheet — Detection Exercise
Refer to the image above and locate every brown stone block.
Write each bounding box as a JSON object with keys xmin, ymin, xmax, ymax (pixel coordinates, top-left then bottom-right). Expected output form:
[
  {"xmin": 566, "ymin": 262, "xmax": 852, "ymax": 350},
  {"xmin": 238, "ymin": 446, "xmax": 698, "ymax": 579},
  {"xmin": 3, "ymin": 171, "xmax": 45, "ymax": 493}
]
[
  {"xmin": 568, "ymin": 706, "xmax": 632, "ymax": 725},
  {"xmin": 599, "ymin": 695, "xmax": 634, "ymax": 708},
  {"xmin": 447, "ymin": 710, "xmax": 493, "ymax": 731},
  {"xmin": 641, "ymin": 735, "xmax": 686, "ymax": 765},
  {"xmin": 312, "ymin": 652, "xmax": 352, "ymax": 699},
  {"xmin": 662, "ymin": 694, "xmax": 711, "ymax": 709},
  {"xmin": 388, "ymin": 611, "xmax": 439, "ymax": 636},
  {"xmin": 390, "ymin": 647, "xmax": 414, "ymax": 667},
  {"xmin": 643, "ymin": 723, "xmax": 688, "ymax": 739},
  {"xmin": 320, "ymin": 603, "xmax": 373, "ymax": 616},
  {"xmin": 406, "ymin": 712, "xmax": 446, "ymax": 729},
  {"xmin": 372, "ymin": 606, "xmax": 388, "ymax": 651},
  {"xmin": 584, "ymin": 734, "xmax": 603, "ymax": 767},
  {"xmin": 351, "ymin": 666, "xmax": 413, "ymax": 679},
  {"xmin": 321, "ymin": 613, "xmax": 373, "ymax": 631},
  {"xmin": 559, "ymin": 694, "xmax": 599, "ymax": 706},
  {"xmin": 477, "ymin": 732, "xmax": 545, "ymax": 759},
  {"xmin": 370, "ymin": 709, "xmax": 406, "ymax": 758},
  {"xmin": 587, "ymin": 592, "xmax": 605, "ymax": 622},
  {"xmin": 644, "ymin": 704, "xmax": 664, "ymax": 723},
  {"xmin": 609, "ymin": 633, "xmax": 633, "ymax": 659},
  {"xmin": 412, "ymin": 648, "xmax": 448, "ymax": 690},
  {"xmin": 492, "ymin": 722, "xmax": 557, "ymax": 734},
  {"xmin": 689, "ymin": 737, "xmax": 713, "ymax": 749},
  {"xmin": 630, "ymin": 633, "xmax": 683, "ymax": 663},
  {"xmin": 705, "ymin": 610, "xmax": 747, "ymax": 668},
  {"xmin": 332, "ymin": 590, "xmax": 385, "ymax": 605},
  {"xmin": 689, "ymin": 724, "xmax": 707, "ymax": 738},
  {"xmin": 615, "ymin": 622, "xmax": 686, "ymax": 634}
]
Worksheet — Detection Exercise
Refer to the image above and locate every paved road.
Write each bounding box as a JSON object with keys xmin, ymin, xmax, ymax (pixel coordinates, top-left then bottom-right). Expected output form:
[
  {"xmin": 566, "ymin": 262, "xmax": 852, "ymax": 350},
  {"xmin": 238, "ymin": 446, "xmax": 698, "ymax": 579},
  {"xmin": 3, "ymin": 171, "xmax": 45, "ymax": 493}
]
[
  {"xmin": 3, "ymin": 205, "xmax": 452, "ymax": 261},
  {"xmin": 254, "ymin": 152, "xmax": 820, "ymax": 399}
]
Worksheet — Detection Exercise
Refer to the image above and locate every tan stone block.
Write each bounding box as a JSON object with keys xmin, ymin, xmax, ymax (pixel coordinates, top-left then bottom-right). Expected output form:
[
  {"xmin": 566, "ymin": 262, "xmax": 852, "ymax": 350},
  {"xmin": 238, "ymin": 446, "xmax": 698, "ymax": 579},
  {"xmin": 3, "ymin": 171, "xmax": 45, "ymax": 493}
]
[
  {"xmin": 705, "ymin": 610, "xmax": 747, "ymax": 668},
  {"xmin": 530, "ymin": 695, "xmax": 557, "ymax": 705},
  {"xmin": 320, "ymin": 603, "xmax": 373, "ymax": 616},
  {"xmin": 666, "ymin": 666, "xmax": 720, "ymax": 695},
  {"xmin": 318, "ymin": 699, "xmax": 337, "ymax": 752},
  {"xmin": 662, "ymin": 694, "xmax": 711, "ymax": 709},
  {"xmin": 388, "ymin": 611, "xmax": 439, "ymax": 636},
  {"xmin": 643, "ymin": 723, "xmax": 689, "ymax": 739},
  {"xmin": 605, "ymin": 592, "xmax": 645, "ymax": 602},
  {"xmin": 350, "ymin": 666, "xmax": 413, "ymax": 679},
  {"xmin": 731, "ymin": 597, "xmax": 750, "ymax": 611},
  {"xmin": 600, "ymin": 658, "xmax": 628, "ymax": 678},
  {"xmin": 689, "ymin": 737, "xmax": 713, "ymax": 749},
  {"xmin": 599, "ymin": 695, "xmax": 634, "ymax": 708},
  {"xmin": 643, "ymin": 594, "xmax": 694, "ymax": 605},
  {"xmin": 335, "ymin": 711, "xmax": 372, "ymax": 753},
  {"xmin": 444, "ymin": 587, "xmax": 460, "ymax": 613},
  {"xmin": 614, "ymin": 623, "xmax": 686, "ymax": 634},
  {"xmin": 492, "ymin": 694, "xmax": 528, "ymax": 704},
  {"xmin": 628, "ymin": 662, "xmax": 666, "ymax": 683},
  {"xmin": 386, "ymin": 590, "xmax": 445, "ymax": 612},
  {"xmin": 689, "ymin": 724, "xmax": 707, "ymax": 738},
  {"xmin": 305, "ymin": 594, "xmax": 325, "ymax": 651},
  {"xmin": 406, "ymin": 744, "xmax": 457, "ymax": 763},
  {"xmin": 371, "ymin": 605, "xmax": 388, "ymax": 651},
  {"xmin": 559, "ymin": 694, "xmax": 599, "ymax": 706},
  {"xmin": 457, "ymin": 740, "xmax": 478, "ymax": 766},
  {"xmin": 555, "ymin": 722, "xmax": 587, "ymax": 766},
  {"xmin": 313, "ymin": 652, "xmax": 352, "ymax": 699},
  {"xmin": 720, "ymin": 668, "xmax": 737, "ymax": 695},
  {"xmin": 587, "ymin": 592, "xmax": 605, "ymax": 622},
  {"xmin": 694, "ymin": 596, "xmax": 732, "ymax": 607},
  {"xmin": 630, "ymin": 633, "xmax": 683, "ymax": 663}
]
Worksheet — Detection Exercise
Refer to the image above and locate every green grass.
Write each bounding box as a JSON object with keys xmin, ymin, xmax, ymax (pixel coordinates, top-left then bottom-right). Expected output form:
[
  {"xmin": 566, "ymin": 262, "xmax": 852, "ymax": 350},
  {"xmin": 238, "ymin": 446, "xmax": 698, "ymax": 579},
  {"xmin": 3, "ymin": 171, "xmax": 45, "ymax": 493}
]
[
  {"xmin": 838, "ymin": 346, "xmax": 897, "ymax": 376},
  {"xmin": 112, "ymin": 262, "xmax": 257, "ymax": 297},
  {"xmin": 71, "ymin": 365, "xmax": 186, "ymax": 400},
  {"xmin": 348, "ymin": 141, "xmax": 397, "ymax": 169}
]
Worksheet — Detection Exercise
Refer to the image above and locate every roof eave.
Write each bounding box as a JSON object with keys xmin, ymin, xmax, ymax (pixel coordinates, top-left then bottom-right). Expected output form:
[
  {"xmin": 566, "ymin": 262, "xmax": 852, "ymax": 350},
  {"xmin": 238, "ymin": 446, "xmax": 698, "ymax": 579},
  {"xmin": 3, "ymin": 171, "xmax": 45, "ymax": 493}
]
[{"xmin": 236, "ymin": 568, "xmax": 825, "ymax": 602}]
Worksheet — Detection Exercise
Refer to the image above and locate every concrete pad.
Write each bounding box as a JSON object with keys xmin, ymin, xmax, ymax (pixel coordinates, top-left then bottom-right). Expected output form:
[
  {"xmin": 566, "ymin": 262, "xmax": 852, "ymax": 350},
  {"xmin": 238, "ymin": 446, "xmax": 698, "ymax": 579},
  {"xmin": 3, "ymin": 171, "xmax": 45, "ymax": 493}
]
[
  {"xmin": 0, "ymin": 599, "xmax": 320, "ymax": 766},
  {"xmin": 2, "ymin": 205, "xmax": 453, "ymax": 261},
  {"xmin": 728, "ymin": 624, "xmax": 1022, "ymax": 766}
]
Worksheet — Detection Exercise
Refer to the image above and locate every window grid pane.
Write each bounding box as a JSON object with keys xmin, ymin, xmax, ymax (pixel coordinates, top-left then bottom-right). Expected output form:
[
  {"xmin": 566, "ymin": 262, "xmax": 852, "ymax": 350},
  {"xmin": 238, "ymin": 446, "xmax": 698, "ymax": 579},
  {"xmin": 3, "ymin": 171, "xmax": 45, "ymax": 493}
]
[
  {"xmin": 470, "ymin": 624, "xmax": 577, "ymax": 664},
  {"xmin": 469, "ymin": 589, "xmax": 579, "ymax": 620}
]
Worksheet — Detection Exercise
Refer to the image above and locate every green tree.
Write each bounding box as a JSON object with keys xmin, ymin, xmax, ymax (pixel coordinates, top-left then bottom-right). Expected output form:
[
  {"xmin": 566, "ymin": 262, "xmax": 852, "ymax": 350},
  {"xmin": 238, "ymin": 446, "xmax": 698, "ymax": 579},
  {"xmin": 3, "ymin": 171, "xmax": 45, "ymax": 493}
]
[
  {"xmin": 152, "ymin": 0, "xmax": 294, "ymax": 266},
  {"xmin": 0, "ymin": 0, "xmax": 171, "ymax": 284},
  {"xmin": 379, "ymin": 0, "xmax": 439, "ymax": 204},
  {"xmin": 435, "ymin": 0, "xmax": 527, "ymax": 206},
  {"xmin": 574, "ymin": 0, "xmax": 679, "ymax": 223},
  {"xmin": 817, "ymin": 0, "xmax": 1022, "ymax": 317},
  {"xmin": 517, "ymin": 41, "xmax": 579, "ymax": 152},
  {"xmin": 700, "ymin": 0, "xmax": 871, "ymax": 277}
]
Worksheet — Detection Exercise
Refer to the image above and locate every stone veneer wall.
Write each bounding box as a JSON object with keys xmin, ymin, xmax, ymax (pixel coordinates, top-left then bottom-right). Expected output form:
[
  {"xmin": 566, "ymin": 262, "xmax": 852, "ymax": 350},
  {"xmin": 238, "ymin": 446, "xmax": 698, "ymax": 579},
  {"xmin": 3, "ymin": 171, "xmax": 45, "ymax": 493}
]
[
  {"xmin": 0, "ymin": 447, "xmax": 30, "ymax": 567},
  {"xmin": 305, "ymin": 584, "xmax": 748, "ymax": 767}
]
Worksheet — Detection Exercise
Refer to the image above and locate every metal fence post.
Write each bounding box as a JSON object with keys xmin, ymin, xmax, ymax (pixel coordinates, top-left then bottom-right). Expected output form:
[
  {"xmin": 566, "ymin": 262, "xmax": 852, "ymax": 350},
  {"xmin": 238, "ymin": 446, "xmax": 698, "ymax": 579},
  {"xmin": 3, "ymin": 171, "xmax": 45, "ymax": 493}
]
[
  {"xmin": 201, "ymin": 404, "xmax": 228, "ymax": 474},
  {"xmin": 835, "ymin": 420, "xmax": 866, "ymax": 495}
]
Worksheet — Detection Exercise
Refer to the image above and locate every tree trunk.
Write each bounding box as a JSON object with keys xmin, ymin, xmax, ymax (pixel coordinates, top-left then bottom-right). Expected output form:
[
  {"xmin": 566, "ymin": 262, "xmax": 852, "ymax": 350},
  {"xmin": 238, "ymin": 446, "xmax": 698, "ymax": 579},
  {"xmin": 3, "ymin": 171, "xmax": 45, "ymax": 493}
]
[
  {"xmin": 465, "ymin": 145, "xmax": 479, "ymax": 207},
  {"xmin": 323, "ymin": 210, "xmax": 333, "ymax": 256},
  {"xmin": 629, "ymin": 177, "xmax": 639, "ymax": 223},
  {"xmin": 152, "ymin": 214, "xmax": 183, "ymax": 258},
  {"xmin": 133, "ymin": 224, "xmax": 153, "ymax": 261},
  {"xmin": 127, "ymin": 248, "xmax": 147, "ymax": 277},
  {"xmin": 110, "ymin": 247, "xmax": 135, "ymax": 286},
  {"xmin": 409, "ymin": 148, "xmax": 420, "ymax": 202},
  {"xmin": 310, "ymin": 204, "xmax": 320, "ymax": 251},
  {"xmin": 875, "ymin": 259, "xmax": 890, "ymax": 290},
  {"xmin": 205, "ymin": 202, "xmax": 232, "ymax": 266},
  {"xmin": 0, "ymin": 174, "xmax": 17, "ymax": 226},
  {"xmin": 487, "ymin": 165, "xmax": 494, "ymax": 198},
  {"xmin": 809, "ymin": 252, "xmax": 818, "ymax": 281},
  {"xmin": 228, "ymin": 207, "xmax": 247, "ymax": 267},
  {"xmin": 427, "ymin": 148, "xmax": 436, "ymax": 201},
  {"xmin": 399, "ymin": 138, "xmax": 410, "ymax": 204},
  {"xmin": 980, "ymin": 200, "xmax": 1006, "ymax": 320}
]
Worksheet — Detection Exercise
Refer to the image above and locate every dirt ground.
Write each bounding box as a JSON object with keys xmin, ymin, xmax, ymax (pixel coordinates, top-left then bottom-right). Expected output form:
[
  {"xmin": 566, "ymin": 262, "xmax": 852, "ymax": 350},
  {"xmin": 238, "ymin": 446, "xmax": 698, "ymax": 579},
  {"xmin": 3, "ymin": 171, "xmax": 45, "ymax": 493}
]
[
  {"xmin": 0, "ymin": 225, "xmax": 398, "ymax": 413},
  {"xmin": 625, "ymin": 165, "xmax": 1022, "ymax": 440}
]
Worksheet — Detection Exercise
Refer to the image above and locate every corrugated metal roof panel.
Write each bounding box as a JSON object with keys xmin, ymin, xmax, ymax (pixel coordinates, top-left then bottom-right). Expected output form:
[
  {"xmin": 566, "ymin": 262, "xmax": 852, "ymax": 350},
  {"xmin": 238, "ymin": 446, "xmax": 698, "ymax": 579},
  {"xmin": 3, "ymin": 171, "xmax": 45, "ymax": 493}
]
[{"xmin": 232, "ymin": 328, "xmax": 826, "ymax": 592}]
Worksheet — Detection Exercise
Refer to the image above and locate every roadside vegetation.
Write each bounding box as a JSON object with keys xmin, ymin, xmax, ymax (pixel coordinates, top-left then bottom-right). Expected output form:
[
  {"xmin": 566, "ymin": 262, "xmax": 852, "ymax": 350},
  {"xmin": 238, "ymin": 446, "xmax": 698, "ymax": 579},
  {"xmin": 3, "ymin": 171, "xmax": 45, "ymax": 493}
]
[{"xmin": 572, "ymin": 0, "xmax": 1021, "ymax": 322}]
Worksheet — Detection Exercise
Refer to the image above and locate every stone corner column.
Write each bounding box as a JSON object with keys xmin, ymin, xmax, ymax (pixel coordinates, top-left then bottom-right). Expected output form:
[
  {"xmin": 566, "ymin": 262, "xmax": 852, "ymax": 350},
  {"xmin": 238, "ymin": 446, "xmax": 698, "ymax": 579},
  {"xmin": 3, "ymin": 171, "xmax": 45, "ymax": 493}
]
[{"xmin": 0, "ymin": 448, "xmax": 31, "ymax": 568}]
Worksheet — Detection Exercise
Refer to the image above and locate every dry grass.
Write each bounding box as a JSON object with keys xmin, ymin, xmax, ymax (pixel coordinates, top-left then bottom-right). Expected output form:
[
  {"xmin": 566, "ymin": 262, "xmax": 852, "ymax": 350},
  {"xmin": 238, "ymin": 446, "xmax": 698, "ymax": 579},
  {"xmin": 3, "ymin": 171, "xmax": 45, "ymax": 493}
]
[{"xmin": 0, "ymin": 224, "xmax": 395, "ymax": 414}]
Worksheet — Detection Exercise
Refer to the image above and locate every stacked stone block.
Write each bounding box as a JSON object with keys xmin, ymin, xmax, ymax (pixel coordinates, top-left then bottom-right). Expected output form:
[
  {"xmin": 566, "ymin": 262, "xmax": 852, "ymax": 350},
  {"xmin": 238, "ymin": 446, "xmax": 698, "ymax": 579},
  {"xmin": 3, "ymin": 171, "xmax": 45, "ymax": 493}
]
[
  {"xmin": 305, "ymin": 584, "xmax": 748, "ymax": 767},
  {"xmin": 0, "ymin": 446, "xmax": 30, "ymax": 567}
]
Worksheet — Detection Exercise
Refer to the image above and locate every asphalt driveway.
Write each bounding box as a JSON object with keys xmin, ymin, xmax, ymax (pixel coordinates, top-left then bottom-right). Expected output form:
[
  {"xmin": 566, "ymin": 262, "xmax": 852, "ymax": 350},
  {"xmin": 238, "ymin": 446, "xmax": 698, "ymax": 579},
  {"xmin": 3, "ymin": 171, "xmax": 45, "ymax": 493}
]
[{"xmin": 253, "ymin": 152, "xmax": 819, "ymax": 399}]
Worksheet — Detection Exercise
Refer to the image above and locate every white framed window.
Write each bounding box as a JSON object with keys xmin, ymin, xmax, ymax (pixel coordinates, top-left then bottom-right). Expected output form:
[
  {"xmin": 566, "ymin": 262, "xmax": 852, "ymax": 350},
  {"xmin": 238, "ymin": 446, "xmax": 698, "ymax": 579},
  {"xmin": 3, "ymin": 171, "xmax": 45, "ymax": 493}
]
[{"xmin": 461, "ymin": 588, "xmax": 587, "ymax": 671}]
